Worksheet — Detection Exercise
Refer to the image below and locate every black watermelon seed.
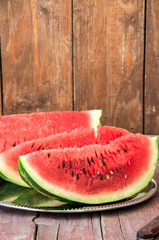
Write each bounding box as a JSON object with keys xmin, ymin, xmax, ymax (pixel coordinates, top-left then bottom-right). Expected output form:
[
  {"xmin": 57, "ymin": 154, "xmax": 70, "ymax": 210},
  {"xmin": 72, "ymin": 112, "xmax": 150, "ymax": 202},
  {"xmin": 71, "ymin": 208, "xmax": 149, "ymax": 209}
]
[
  {"xmin": 122, "ymin": 148, "xmax": 127, "ymax": 152},
  {"xmin": 100, "ymin": 175, "xmax": 103, "ymax": 180},
  {"xmin": 37, "ymin": 146, "xmax": 41, "ymax": 150},
  {"xmin": 88, "ymin": 160, "xmax": 91, "ymax": 165},
  {"xmin": 83, "ymin": 168, "xmax": 87, "ymax": 174},
  {"xmin": 13, "ymin": 143, "xmax": 16, "ymax": 147},
  {"xmin": 41, "ymin": 147, "xmax": 45, "ymax": 150},
  {"xmin": 31, "ymin": 143, "xmax": 34, "ymax": 148},
  {"xmin": 62, "ymin": 163, "xmax": 65, "ymax": 168},
  {"xmin": 48, "ymin": 153, "xmax": 50, "ymax": 158},
  {"xmin": 76, "ymin": 175, "xmax": 79, "ymax": 180},
  {"xmin": 69, "ymin": 163, "xmax": 72, "ymax": 168},
  {"xmin": 91, "ymin": 158, "xmax": 94, "ymax": 163},
  {"xmin": 95, "ymin": 152, "xmax": 98, "ymax": 158},
  {"xmin": 102, "ymin": 160, "xmax": 106, "ymax": 166},
  {"xmin": 101, "ymin": 154, "xmax": 104, "ymax": 159},
  {"xmin": 71, "ymin": 171, "xmax": 74, "ymax": 176},
  {"xmin": 46, "ymin": 146, "xmax": 51, "ymax": 149}
]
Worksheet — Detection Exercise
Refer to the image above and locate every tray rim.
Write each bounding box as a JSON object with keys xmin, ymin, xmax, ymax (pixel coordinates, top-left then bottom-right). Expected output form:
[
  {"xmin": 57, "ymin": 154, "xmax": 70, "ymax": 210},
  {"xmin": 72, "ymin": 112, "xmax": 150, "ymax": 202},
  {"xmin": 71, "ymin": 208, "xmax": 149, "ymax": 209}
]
[{"xmin": 0, "ymin": 179, "xmax": 157, "ymax": 213}]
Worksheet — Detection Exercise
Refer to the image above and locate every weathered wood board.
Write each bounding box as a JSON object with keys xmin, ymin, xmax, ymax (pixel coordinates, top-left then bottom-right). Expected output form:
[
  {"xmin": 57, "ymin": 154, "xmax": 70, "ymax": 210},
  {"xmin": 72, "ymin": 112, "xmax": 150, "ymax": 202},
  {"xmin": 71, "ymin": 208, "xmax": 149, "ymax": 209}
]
[
  {"xmin": 0, "ymin": 207, "xmax": 36, "ymax": 240},
  {"xmin": 35, "ymin": 213, "xmax": 103, "ymax": 240},
  {"xmin": 73, "ymin": 0, "xmax": 145, "ymax": 133},
  {"xmin": 0, "ymin": 0, "xmax": 159, "ymax": 134},
  {"xmin": 0, "ymin": 0, "xmax": 72, "ymax": 114},
  {"xmin": 144, "ymin": 0, "xmax": 159, "ymax": 135},
  {"xmin": 0, "ymin": 38, "xmax": 2, "ymax": 115}
]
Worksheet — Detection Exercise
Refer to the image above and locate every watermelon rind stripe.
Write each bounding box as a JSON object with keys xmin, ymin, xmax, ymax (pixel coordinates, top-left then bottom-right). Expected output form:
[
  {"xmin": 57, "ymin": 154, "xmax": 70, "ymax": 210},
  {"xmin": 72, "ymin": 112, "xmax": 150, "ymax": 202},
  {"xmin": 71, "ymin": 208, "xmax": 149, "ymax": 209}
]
[
  {"xmin": 18, "ymin": 160, "xmax": 38, "ymax": 190},
  {"xmin": 18, "ymin": 159, "xmax": 72, "ymax": 203},
  {"xmin": 18, "ymin": 157, "xmax": 91, "ymax": 203},
  {"xmin": 0, "ymin": 171, "xmax": 14, "ymax": 182},
  {"xmin": 18, "ymin": 136, "xmax": 158, "ymax": 204},
  {"xmin": 128, "ymin": 136, "xmax": 158, "ymax": 195},
  {"xmin": 0, "ymin": 155, "xmax": 29, "ymax": 187}
]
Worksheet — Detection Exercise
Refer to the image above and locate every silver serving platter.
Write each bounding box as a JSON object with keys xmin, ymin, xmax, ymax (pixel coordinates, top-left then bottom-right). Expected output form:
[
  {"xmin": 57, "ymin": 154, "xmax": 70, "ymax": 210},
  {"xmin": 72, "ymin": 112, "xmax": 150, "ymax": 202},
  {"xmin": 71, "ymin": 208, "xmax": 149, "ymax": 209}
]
[{"xmin": 0, "ymin": 179, "xmax": 157, "ymax": 213}]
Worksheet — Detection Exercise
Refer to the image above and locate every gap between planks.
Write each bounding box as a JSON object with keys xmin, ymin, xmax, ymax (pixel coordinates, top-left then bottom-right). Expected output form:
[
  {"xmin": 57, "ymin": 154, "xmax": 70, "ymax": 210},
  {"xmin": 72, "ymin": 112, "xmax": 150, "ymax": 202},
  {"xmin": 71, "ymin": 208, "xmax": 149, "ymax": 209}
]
[
  {"xmin": 32, "ymin": 212, "xmax": 40, "ymax": 240},
  {"xmin": 117, "ymin": 211, "xmax": 126, "ymax": 240},
  {"xmin": 142, "ymin": 0, "xmax": 148, "ymax": 134},
  {"xmin": 56, "ymin": 223, "xmax": 60, "ymax": 240},
  {"xmin": 99, "ymin": 213, "xmax": 104, "ymax": 240},
  {"xmin": 71, "ymin": 0, "xmax": 74, "ymax": 111}
]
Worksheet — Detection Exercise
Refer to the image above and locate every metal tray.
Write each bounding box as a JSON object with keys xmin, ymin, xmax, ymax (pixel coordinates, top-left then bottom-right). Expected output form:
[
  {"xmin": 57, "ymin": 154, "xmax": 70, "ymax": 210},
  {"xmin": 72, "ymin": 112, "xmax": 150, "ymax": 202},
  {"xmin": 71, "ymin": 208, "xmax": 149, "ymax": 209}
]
[{"xmin": 0, "ymin": 179, "xmax": 157, "ymax": 213}]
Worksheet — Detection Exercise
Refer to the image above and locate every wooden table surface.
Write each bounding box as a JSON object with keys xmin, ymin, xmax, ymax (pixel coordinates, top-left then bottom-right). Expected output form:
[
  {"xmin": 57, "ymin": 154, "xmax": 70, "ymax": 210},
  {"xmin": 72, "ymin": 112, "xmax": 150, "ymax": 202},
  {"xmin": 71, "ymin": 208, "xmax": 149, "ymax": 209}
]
[{"xmin": 0, "ymin": 148, "xmax": 159, "ymax": 240}]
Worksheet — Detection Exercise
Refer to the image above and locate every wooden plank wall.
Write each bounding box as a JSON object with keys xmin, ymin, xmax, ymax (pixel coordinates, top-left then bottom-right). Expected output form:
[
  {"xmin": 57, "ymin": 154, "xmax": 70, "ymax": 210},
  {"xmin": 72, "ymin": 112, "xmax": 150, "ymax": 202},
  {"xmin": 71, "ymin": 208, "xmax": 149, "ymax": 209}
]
[
  {"xmin": 144, "ymin": 0, "xmax": 159, "ymax": 134},
  {"xmin": 0, "ymin": 0, "xmax": 158, "ymax": 134},
  {"xmin": 0, "ymin": 0, "xmax": 72, "ymax": 114}
]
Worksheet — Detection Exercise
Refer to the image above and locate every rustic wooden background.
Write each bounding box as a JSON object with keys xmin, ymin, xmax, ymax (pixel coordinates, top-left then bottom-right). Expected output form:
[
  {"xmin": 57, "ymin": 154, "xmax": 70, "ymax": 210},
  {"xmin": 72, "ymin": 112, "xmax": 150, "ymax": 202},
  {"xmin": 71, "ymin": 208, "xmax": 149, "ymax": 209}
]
[{"xmin": 0, "ymin": 0, "xmax": 158, "ymax": 134}]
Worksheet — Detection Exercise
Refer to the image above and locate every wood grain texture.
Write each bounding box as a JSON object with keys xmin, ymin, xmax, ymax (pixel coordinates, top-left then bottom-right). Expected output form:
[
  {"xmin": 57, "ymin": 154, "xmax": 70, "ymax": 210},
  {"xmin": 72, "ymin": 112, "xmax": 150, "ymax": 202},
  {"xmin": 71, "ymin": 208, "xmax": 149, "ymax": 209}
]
[
  {"xmin": 117, "ymin": 164, "xmax": 159, "ymax": 240},
  {"xmin": 35, "ymin": 213, "xmax": 103, "ymax": 240},
  {"xmin": 0, "ymin": 0, "xmax": 72, "ymax": 114},
  {"xmin": 0, "ymin": 207, "xmax": 36, "ymax": 240},
  {"xmin": 144, "ymin": 0, "xmax": 159, "ymax": 134},
  {"xmin": 101, "ymin": 212, "xmax": 124, "ymax": 240},
  {"xmin": 0, "ymin": 38, "xmax": 2, "ymax": 115},
  {"xmin": 73, "ymin": 0, "xmax": 145, "ymax": 133},
  {"xmin": 34, "ymin": 213, "xmax": 59, "ymax": 240}
]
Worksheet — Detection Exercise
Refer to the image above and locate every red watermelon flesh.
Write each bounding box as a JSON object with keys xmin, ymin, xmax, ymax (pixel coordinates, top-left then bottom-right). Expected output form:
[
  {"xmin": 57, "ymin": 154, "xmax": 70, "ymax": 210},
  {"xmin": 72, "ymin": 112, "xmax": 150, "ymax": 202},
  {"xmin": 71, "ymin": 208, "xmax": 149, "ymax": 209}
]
[
  {"xmin": 0, "ymin": 110, "xmax": 101, "ymax": 152},
  {"xmin": 96, "ymin": 125, "xmax": 130, "ymax": 144},
  {"xmin": 0, "ymin": 128, "xmax": 95, "ymax": 187},
  {"xmin": 18, "ymin": 134, "xmax": 158, "ymax": 204},
  {"xmin": 0, "ymin": 125, "xmax": 131, "ymax": 187}
]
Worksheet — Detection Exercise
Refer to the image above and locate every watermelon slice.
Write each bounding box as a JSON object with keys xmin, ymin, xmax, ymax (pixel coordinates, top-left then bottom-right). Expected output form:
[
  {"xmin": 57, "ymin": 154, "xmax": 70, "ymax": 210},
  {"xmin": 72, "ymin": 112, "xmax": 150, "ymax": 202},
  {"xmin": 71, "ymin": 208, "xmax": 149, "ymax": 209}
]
[
  {"xmin": 0, "ymin": 110, "xmax": 101, "ymax": 153},
  {"xmin": 0, "ymin": 128, "xmax": 96, "ymax": 187},
  {"xmin": 96, "ymin": 125, "xmax": 130, "ymax": 144},
  {"xmin": 0, "ymin": 126, "xmax": 131, "ymax": 187},
  {"xmin": 18, "ymin": 134, "xmax": 158, "ymax": 204}
]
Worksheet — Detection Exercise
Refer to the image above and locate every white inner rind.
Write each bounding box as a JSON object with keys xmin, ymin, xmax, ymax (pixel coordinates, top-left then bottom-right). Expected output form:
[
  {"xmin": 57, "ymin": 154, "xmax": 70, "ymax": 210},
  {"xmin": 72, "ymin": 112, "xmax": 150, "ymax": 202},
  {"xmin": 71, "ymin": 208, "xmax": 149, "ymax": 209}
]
[
  {"xmin": 19, "ymin": 137, "xmax": 158, "ymax": 204},
  {"xmin": 0, "ymin": 153, "xmax": 29, "ymax": 187},
  {"xmin": 89, "ymin": 110, "xmax": 102, "ymax": 131}
]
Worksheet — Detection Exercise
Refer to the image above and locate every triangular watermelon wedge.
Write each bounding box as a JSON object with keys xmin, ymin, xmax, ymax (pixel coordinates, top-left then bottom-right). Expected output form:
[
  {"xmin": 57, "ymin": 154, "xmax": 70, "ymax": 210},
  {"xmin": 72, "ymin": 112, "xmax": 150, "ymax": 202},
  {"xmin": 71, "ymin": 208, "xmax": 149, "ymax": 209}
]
[
  {"xmin": 0, "ymin": 126, "xmax": 130, "ymax": 187},
  {"xmin": 0, "ymin": 109, "xmax": 102, "ymax": 152},
  {"xmin": 18, "ymin": 134, "xmax": 158, "ymax": 204},
  {"xmin": 0, "ymin": 128, "xmax": 95, "ymax": 187}
]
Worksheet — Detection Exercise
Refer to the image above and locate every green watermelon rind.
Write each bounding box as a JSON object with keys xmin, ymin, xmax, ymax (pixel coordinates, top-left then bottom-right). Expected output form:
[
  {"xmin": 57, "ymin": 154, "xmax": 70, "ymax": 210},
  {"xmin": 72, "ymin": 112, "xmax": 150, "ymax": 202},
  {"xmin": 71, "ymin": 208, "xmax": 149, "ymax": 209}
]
[
  {"xmin": 18, "ymin": 160, "xmax": 75, "ymax": 203},
  {"xmin": 0, "ymin": 155, "xmax": 29, "ymax": 187},
  {"xmin": 0, "ymin": 171, "xmax": 14, "ymax": 183},
  {"xmin": 18, "ymin": 136, "xmax": 159, "ymax": 205}
]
